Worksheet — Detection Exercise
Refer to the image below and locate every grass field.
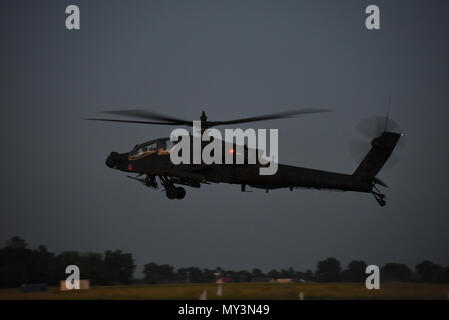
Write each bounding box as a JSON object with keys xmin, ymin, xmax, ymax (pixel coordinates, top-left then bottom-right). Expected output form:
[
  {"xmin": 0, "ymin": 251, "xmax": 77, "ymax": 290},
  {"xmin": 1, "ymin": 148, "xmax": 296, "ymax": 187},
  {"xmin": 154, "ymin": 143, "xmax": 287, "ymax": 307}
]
[{"xmin": 1, "ymin": 282, "xmax": 449, "ymax": 300}]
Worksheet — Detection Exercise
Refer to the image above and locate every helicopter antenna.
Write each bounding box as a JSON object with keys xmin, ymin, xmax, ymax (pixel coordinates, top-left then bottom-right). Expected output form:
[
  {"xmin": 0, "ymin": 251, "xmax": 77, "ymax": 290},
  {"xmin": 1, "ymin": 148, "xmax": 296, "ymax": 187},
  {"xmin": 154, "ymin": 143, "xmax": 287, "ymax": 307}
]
[{"xmin": 384, "ymin": 96, "xmax": 391, "ymax": 132}]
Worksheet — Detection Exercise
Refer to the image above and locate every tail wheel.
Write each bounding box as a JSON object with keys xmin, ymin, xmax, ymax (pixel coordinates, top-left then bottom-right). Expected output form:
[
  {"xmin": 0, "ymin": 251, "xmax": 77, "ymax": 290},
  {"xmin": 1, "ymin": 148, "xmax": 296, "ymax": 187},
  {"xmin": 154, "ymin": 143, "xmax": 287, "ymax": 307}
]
[
  {"xmin": 175, "ymin": 187, "xmax": 186, "ymax": 199},
  {"xmin": 165, "ymin": 187, "xmax": 177, "ymax": 199}
]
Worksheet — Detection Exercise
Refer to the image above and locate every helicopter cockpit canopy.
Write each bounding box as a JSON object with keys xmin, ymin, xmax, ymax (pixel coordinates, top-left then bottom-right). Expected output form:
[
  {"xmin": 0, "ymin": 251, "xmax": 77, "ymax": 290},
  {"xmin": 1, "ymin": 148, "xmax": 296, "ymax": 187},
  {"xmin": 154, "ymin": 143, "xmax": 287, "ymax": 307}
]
[{"xmin": 129, "ymin": 137, "xmax": 176, "ymax": 160}]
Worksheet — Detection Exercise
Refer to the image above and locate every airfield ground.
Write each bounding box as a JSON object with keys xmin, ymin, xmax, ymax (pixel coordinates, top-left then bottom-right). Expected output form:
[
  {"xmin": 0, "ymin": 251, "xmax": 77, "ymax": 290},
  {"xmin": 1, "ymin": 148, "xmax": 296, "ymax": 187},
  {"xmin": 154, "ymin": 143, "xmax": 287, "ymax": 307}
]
[{"xmin": 1, "ymin": 282, "xmax": 449, "ymax": 300}]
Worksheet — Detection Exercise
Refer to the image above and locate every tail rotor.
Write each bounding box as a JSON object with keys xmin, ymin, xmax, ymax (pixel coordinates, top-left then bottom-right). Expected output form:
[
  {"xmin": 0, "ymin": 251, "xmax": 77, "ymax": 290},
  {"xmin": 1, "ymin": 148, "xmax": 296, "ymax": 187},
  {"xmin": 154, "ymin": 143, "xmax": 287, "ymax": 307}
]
[{"xmin": 350, "ymin": 116, "xmax": 406, "ymax": 170}]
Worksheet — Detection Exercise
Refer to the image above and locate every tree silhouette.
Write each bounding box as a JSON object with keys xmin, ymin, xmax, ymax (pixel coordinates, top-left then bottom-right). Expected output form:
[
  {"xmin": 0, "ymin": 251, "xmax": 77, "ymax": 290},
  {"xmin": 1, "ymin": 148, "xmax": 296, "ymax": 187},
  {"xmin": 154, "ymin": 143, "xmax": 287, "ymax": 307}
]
[
  {"xmin": 251, "ymin": 268, "xmax": 265, "ymax": 278},
  {"xmin": 316, "ymin": 258, "xmax": 341, "ymax": 282},
  {"xmin": 103, "ymin": 250, "xmax": 135, "ymax": 285},
  {"xmin": 6, "ymin": 236, "xmax": 28, "ymax": 249},
  {"xmin": 0, "ymin": 237, "xmax": 33, "ymax": 287},
  {"xmin": 267, "ymin": 269, "xmax": 280, "ymax": 279},
  {"xmin": 81, "ymin": 253, "xmax": 107, "ymax": 285},
  {"xmin": 381, "ymin": 263, "xmax": 412, "ymax": 282},
  {"xmin": 184, "ymin": 267, "xmax": 203, "ymax": 283},
  {"xmin": 303, "ymin": 269, "xmax": 314, "ymax": 281},
  {"xmin": 415, "ymin": 260, "xmax": 443, "ymax": 283},
  {"xmin": 143, "ymin": 263, "xmax": 177, "ymax": 283},
  {"xmin": 342, "ymin": 260, "xmax": 367, "ymax": 282},
  {"xmin": 2, "ymin": 236, "xmax": 449, "ymax": 287}
]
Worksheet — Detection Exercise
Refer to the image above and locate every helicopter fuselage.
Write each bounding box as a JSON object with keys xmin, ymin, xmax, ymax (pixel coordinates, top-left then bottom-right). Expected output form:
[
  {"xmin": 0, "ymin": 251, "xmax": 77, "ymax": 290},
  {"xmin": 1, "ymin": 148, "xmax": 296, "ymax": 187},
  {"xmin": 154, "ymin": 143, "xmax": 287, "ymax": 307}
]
[{"xmin": 105, "ymin": 131, "xmax": 400, "ymax": 205}]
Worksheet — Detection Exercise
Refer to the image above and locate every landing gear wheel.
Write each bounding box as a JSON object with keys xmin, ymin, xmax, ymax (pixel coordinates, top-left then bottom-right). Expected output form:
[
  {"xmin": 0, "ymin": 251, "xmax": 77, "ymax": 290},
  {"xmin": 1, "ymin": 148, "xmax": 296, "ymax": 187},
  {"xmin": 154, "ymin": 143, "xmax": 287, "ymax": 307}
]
[
  {"xmin": 175, "ymin": 187, "xmax": 186, "ymax": 199},
  {"xmin": 165, "ymin": 187, "xmax": 177, "ymax": 199},
  {"xmin": 378, "ymin": 199, "xmax": 386, "ymax": 207}
]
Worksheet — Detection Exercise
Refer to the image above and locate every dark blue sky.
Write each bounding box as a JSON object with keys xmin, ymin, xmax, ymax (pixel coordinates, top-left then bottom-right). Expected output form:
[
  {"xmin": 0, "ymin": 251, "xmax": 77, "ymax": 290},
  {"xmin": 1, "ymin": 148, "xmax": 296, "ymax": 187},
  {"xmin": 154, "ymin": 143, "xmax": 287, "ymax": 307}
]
[{"xmin": 1, "ymin": 0, "xmax": 448, "ymax": 276}]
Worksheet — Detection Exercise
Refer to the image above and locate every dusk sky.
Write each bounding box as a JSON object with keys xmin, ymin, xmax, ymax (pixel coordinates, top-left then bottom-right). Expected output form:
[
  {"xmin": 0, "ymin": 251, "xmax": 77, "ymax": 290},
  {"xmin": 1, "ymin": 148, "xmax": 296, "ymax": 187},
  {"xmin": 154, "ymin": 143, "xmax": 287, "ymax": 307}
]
[{"xmin": 1, "ymin": 0, "xmax": 448, "ymax": 276}]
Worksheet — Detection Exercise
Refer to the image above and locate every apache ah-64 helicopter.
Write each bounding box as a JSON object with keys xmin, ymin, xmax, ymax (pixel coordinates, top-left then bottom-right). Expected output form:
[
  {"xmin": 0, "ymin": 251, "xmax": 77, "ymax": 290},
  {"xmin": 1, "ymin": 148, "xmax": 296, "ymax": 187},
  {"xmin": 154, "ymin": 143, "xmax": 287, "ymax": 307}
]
[{"xmin": 85, "ymin": 109, "xmax": 403, "ymax": 206}]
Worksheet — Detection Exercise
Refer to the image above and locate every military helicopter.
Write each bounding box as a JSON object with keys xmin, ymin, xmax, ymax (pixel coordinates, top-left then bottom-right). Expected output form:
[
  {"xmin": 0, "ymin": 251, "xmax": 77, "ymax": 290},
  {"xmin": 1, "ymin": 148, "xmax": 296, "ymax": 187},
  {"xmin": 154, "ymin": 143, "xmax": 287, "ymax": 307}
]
[{"xmin": 85, "ymin": 109, "xmax": 403, "ymax": 206}]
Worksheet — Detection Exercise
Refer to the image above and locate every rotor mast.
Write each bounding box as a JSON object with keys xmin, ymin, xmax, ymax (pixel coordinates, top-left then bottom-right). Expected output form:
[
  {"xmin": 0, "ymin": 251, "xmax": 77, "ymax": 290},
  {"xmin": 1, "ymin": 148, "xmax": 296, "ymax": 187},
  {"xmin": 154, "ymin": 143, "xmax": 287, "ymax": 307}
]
[{"xmin": 200, "ymin": 111, "xmax": 208, "ymax": 132}]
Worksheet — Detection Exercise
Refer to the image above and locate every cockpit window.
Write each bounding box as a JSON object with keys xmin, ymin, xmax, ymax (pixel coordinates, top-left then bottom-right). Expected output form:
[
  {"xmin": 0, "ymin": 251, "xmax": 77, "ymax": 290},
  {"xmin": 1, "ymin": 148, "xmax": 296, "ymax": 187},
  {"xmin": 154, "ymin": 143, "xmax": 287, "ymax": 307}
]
[
  {"xmin": 157, "ymin": 140, "xmax": 175, "ymax": 155},
  {"xmin": 129, "ymin": 142, "xmax": 156, "ymax": 159},
  {"xmin": 129, "ymin": 138, "xmax": 177, "ymax": 160}
]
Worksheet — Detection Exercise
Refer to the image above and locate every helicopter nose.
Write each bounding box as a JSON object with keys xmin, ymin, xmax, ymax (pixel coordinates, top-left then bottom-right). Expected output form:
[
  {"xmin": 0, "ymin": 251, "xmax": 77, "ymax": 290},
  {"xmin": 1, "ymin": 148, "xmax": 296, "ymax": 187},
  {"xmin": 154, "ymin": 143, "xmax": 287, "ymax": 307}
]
[
  {"xmin": 106, "ymin": 152, "xmax": 120, "ymax": 168},
  {"xmin": 106, "ymin": 151, "xmax": 130, "ymax": 171}
]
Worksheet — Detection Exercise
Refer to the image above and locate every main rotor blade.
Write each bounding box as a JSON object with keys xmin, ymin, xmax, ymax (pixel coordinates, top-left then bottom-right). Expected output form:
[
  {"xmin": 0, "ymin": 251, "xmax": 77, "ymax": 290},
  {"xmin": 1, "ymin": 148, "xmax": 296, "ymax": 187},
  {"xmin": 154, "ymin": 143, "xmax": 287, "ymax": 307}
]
[
  {"xmin": 100, "ymin": 109, "xmax": 191, "ymax": 125},
  {"xmin": 209, "ymin": 108, "xmax": 332, "ymax": 126},
  {"xmin": 83, "ymin": 118, "xmax": 187, "ymax": 125}
]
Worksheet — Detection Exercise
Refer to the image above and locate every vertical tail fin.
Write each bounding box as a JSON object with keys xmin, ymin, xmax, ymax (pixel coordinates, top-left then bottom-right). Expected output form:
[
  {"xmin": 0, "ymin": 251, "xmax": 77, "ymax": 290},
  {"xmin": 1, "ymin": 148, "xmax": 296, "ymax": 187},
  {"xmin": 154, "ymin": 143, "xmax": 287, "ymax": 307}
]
[{"xmin": 353, "ymin": 132, "xmax": 402, "ymax": 178}]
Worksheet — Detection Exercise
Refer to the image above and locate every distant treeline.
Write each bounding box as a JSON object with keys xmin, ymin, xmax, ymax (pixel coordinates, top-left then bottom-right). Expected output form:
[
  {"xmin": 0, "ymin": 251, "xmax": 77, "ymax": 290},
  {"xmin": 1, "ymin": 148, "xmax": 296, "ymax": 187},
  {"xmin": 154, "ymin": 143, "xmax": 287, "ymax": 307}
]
[
  {"xmin": 1, "ymin": 237, "xmax": 448, "ymax": 288},
  {"xmin": 143, "ymin": 258, "xmax": 449, "ymax": 284},
  {"xmin": 0, "ymin": 237, "xmax": 135, "ymax": 288}
]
